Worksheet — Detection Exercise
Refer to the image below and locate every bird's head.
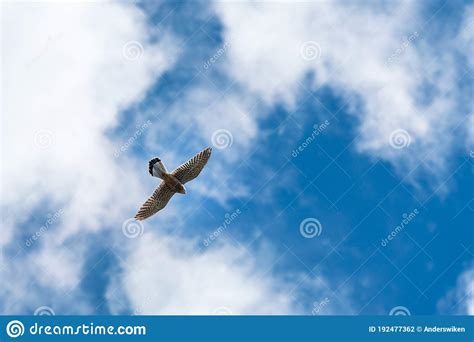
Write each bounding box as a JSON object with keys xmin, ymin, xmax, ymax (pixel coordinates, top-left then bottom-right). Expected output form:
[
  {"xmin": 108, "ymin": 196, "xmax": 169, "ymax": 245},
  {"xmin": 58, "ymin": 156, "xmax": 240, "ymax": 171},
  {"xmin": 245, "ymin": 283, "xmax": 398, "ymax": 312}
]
[{"xmin": 177, "ymin": 184, "xmax": 186, "ymax": 195}]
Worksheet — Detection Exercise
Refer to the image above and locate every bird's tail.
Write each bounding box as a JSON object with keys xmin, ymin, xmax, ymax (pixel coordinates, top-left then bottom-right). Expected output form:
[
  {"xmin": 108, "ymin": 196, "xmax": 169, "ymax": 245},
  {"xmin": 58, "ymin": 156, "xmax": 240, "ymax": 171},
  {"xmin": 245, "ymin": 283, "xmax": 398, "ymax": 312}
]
[{"xmin": 148, "ymin": 158, "xmax": 167, "ymax": 178}]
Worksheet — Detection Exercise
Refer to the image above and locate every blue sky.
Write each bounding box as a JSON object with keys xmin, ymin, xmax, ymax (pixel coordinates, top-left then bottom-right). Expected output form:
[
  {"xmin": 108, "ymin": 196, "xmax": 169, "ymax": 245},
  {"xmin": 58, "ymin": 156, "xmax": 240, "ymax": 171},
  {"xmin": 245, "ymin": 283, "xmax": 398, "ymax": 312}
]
[{"xmin": 1, "ymin": 0, "xmax": 473, "ymax": 316}]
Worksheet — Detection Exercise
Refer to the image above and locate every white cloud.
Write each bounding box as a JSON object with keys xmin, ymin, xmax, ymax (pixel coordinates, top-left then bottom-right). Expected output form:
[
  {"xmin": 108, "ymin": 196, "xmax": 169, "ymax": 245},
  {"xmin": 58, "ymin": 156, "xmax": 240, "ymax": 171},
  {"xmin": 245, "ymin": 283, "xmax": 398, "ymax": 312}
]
[
  {"xmin": 437, "ymin": 265, "xmax": 474, "ymax": 315},
  {"xmin": 1, "ymin": 1, "xmax": 175, "ymax": 243},
  {"xmin": 0, "ymin": 241, "xmax": 90, "ymax": 314},
  {"xmin": 1, "ymin": 1, "xmax": 176, "ymax": 313},
  {"xmin": 456, "ymin": 5, "xmax": 474, "ymax": 147},
  {"xmin": 457, "ymin": 4, "xmax": 474, "ymax": 70},
  {"xmin": 214, "ymin": 1, "xmax": 470, "ymax": 183},
  {"xmin": 107, "ymin": 232, "xmax": 298, "ymax": 315}
]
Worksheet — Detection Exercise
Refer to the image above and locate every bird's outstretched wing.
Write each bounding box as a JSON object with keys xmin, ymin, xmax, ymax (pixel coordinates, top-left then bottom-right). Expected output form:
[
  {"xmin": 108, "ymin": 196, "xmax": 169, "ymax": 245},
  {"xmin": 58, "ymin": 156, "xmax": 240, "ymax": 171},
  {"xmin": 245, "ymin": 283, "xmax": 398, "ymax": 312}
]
[
  {"xmin": 171, "ymin": 147, "xmax": 212, "ymax": 184},
  {"xmin": 135, "ymin": 182, "xmax": 176, "ymax": 220}
]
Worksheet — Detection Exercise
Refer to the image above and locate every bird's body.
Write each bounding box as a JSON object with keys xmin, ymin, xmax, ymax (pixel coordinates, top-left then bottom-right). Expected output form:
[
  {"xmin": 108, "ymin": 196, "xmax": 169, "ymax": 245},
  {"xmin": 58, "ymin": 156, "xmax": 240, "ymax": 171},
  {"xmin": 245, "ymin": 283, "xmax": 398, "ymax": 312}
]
[
  {"xmin": 134, "ymin": 147, "xmax": 212, "ymax": 220},
  {"xmin": 149, "ymin": 157, "xmax": 186, "ymax": 193},
  {"xmin": 161, "ymin": 173, "xmax": 186, "ymax": 194}
]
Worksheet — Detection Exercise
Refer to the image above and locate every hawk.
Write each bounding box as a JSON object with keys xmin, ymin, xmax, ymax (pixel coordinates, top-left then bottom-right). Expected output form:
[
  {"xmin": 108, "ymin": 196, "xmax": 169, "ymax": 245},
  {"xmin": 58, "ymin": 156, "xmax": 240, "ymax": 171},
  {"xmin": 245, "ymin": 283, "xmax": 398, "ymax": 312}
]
[{"xmin": 134, "ymin": 147, "xmax": 212, "ymax": 220}]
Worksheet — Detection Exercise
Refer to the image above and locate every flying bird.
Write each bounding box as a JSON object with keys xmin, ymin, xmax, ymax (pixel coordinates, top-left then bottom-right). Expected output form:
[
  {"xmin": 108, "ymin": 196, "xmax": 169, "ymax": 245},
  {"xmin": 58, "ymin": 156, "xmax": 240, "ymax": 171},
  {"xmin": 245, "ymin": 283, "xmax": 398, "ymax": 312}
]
[{"xmin": 134, "ymin": 147, "xmax": 212, "ymax": 220}]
